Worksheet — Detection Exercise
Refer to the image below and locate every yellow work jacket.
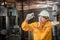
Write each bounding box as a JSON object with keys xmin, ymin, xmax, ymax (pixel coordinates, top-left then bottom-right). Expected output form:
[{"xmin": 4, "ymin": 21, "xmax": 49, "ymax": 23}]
[{"xmin": 21, "ymin": 20, "xmax": 52, "ymax": 40}]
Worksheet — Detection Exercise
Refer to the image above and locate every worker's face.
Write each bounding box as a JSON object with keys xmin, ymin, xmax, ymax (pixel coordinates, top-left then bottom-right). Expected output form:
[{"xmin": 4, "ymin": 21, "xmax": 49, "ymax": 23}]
[{"xmin": 38, "ymin": 16, "xmax": 48, "ymax": 23}]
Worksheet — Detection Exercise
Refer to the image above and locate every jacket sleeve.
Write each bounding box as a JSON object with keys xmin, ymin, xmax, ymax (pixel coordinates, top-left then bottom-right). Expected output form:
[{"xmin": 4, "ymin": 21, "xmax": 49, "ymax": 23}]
[{"xmin": 21, "ymin": 20, "xmax": 34, "ymax": 31}]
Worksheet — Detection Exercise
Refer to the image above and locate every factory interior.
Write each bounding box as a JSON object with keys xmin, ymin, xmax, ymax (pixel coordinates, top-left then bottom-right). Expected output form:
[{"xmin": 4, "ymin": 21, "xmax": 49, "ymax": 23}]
[{"xmin": 0, "ymin": 0, "xmax": 60, "ymax": 40}]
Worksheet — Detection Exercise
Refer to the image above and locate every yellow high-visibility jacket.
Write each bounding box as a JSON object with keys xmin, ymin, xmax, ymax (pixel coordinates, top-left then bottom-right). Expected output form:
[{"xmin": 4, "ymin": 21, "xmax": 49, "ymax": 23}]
[{"xmin": 21, "ymin": 20, "xmax": 52, "ymax": 40}]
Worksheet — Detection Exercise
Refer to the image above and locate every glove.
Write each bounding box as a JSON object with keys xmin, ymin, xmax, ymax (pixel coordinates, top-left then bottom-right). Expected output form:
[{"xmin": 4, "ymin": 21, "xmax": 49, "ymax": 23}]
[{"xmin": 25, "ymin": 13, "xmax": 34, "ymax": 20}]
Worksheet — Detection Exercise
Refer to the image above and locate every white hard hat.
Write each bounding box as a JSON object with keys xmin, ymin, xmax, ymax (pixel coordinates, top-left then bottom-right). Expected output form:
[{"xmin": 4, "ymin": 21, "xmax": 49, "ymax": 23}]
[{"xmin": 39, "ymin": 10, "xmax": 49, "ymax": 17}]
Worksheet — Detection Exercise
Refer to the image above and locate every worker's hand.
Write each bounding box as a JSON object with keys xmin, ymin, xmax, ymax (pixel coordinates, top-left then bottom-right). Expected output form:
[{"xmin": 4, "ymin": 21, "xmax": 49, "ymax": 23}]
[{"xmin": 25, "ymin": 13, "xmax": 34, "ymax": 20}]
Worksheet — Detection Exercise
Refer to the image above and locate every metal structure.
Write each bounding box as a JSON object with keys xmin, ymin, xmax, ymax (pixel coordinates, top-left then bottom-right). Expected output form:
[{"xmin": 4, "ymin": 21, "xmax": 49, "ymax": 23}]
[{"xmin": 6, "ymin": 7, "xmax": 21, "ymax": 40}]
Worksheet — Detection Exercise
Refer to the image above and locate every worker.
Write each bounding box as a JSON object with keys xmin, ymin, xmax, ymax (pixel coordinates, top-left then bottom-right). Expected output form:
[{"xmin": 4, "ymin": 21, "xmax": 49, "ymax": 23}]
[{"xmin": 21, "ymin": 10, "xmax": 52, "ymax": 40}]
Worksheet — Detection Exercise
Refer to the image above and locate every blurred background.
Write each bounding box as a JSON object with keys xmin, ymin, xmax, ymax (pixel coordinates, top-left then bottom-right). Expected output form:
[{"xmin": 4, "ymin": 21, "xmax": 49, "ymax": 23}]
[{"xmin": 0, "ymin": 0, "xmax": 60, "ymax": 40}]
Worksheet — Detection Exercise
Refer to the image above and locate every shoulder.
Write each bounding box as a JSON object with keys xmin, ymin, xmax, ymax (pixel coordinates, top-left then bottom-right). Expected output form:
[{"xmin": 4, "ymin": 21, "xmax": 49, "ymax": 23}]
[{"xmin": 46, "ymin": 21, "xmax": 52, "ymax": 26}]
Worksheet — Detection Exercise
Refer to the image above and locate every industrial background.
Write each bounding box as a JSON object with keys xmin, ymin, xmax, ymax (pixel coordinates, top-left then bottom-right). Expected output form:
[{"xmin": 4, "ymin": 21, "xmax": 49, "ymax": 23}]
[{"xmin": 0, "ymin": 0, "xmax": 60, "ymax": 40}]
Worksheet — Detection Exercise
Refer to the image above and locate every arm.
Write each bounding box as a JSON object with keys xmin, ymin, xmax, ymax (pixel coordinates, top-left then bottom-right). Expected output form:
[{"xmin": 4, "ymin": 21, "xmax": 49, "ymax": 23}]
[
  {"xmin": 21, "ymin": 20, "xmax": 29, "ymax": 31},
  {"xmin": 21, "ymin": 20, "xmax": 34, "ymax": 31},
  {"xmin": 21, "ymin": 13, "xmax": 34, "ymax": 31}
]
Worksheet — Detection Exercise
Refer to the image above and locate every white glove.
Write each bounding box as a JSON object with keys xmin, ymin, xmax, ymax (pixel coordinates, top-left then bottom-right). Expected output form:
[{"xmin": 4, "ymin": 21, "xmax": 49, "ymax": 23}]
[
  {"xmin": 25, "ymin": 13, "xmax": 34, "ymax": 20},
  {"xmin": 51, "ymin": 21, "xmax": 59, "ymax": 26}
]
